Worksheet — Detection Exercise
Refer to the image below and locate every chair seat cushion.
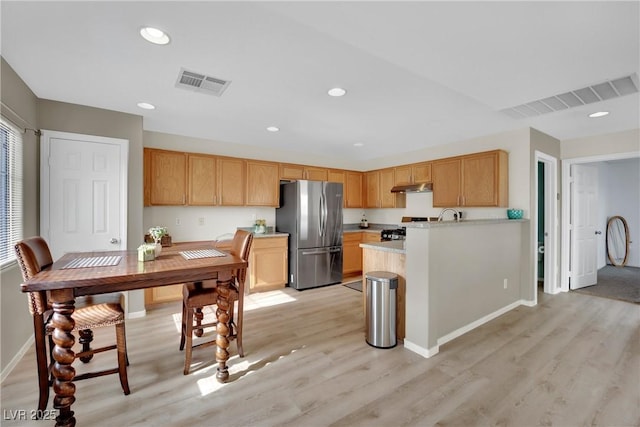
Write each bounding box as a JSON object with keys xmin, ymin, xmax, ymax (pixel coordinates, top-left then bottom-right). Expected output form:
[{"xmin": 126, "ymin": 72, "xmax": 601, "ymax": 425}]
[{"xmin": 45, "ymin": 293, "xmax": 125, "ymax": 332}]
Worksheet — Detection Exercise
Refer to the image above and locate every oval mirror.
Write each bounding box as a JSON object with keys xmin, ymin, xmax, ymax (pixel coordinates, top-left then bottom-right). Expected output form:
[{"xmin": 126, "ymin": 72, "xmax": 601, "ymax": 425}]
[{"xmin": 606, "ymin": 216, "xmax": 630, "ymax": 267}]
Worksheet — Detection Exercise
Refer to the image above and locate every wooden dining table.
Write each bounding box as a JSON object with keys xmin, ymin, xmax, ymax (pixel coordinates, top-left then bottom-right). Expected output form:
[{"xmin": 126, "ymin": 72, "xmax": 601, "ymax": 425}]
[{"xmin": 21, "ymin": 243, "xmax": 247, "ymax": 427}]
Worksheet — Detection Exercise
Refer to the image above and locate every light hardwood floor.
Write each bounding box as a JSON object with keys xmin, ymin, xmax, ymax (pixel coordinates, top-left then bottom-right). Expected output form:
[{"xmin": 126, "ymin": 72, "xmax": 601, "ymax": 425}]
[{"xmin": 2, "ymin": 285, "xmax": 638, "ymax": 426}]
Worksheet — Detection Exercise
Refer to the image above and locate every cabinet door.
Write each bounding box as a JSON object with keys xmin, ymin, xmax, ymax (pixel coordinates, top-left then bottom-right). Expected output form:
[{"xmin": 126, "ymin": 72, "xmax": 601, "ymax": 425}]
[
  {"xmin": 145, "ymin": 285, "xmax": 182, "ymax": 305},
  {"xmin": 343, "ymin": 232, "xmax": 363, "ymax": 275},
  {"xmin": 149, "ymin": 149, "xmax": 186, "ymax": 205},
  {"xmin": 305, "ymin": 167, "xmax": 328, "ymax": 181},
  {"xmin": 394, "ymin": 165, "xmax": 413, "ymax": 185},
  {"xmin": 187, "ymin": 154, "xmax": 217, "ymax": 205},
  {"xmin": 143, "ymin": 148, "xmax": 151, "ymax": 206},
  {"xmin": 327, "ymin": 169, "xmax": 345, "ymax": 184},
  {"xmin": 412, "ymin": 162, "xmax": 432, "ymax": 183},
  {"xmin": 365, "ymin": 171, "xmax": 380, "ymax": 208},
  {"xmin": 379, "ymin": 168, "xmax": 397, "ymax": 208},
  {"xmin": 280, "ymin": 163, "xmax": 304, "ymax": 180},
  {"xmin": 249, "ymin": 237, "xmax": 288, "ymax": 293},
  {"xmin": 246, "ymin": 160, "xmax": 279, "ymax": 206},
  {"xmin": 462, "ymin": 151, "xmax": 508, "ymax": 207},
  {"xmin": 432, "ymin": 158, "xmax": 461, "ymax": 207},
  {"xmin": 362, "ymin": 232, "xmax": 382, "ymax": 243},
  {"xmin": 345, "ymin": 171, "xmax": 363, "ymax": 208},
  {"xmin": 218, "ymin": 157, "xmax": 245, "ymax": 206}
]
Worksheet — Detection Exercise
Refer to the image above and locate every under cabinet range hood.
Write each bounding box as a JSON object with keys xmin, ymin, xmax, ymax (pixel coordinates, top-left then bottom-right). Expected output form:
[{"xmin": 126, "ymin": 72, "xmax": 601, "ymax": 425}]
[{"xmin": 390, "ymin": 182, "xmax": 433, "ymax": 193}]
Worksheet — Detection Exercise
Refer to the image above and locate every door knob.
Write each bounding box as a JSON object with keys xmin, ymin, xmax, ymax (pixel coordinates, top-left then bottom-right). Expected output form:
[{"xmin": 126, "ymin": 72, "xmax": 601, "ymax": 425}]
[
  {"xmin": 595, "ymin": 231, "xmax": 602, "ymax": 235},
  {"xmin": 110, "ymin": 238, "xmax": 119, "ymax": 244}
]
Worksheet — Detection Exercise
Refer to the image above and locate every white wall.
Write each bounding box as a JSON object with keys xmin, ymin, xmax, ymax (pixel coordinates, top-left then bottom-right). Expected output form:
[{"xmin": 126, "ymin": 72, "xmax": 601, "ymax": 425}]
[{"xmin": 601, "ymin": 158, "xmax": 640, "ymax": 267}]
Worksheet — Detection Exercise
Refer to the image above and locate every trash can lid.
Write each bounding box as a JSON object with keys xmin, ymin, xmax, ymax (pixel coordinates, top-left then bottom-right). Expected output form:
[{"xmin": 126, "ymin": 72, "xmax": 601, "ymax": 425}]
[{"xmin": 365, "ymin": 271, "xmax": 398, "ymax": 282}]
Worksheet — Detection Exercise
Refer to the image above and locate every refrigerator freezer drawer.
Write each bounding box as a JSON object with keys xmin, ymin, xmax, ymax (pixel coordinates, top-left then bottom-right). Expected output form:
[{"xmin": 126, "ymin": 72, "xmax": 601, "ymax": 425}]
[{"xmin": 292, "ymin": 246, "xmax": 343, "ymax": 290}]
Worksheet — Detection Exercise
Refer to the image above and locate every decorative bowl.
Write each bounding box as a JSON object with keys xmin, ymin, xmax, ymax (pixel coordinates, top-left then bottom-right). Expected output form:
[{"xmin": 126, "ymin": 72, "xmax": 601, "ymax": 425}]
[{"xmin": 507, "ymin": 209, "xmax": 524, "ymax": 219}]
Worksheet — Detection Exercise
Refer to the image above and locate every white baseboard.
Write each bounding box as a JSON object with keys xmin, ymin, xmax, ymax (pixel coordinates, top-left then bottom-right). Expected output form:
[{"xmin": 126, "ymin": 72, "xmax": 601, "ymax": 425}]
[
  {"xmin": 437, "ymin": 299, "xmax": 527, "ymax": 347},
  {"xmin": 403, "ymin": 340, "xmax": 439, "ymax": 358},
  {"xmin": 0, "ymin": 335, "xmax": 33, "ymax": 384},
  {"xmin": 127, "ymin": 309, "xmax": 146, "ymax": 319}
]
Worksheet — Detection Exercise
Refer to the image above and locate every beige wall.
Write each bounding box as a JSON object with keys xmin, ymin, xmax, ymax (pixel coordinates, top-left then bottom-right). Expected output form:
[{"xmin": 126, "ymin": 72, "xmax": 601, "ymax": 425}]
[
  {"xmin": 561, "ymin": 128, "xmax": 640, "ymax": 159},
  {"xmin": 144, "ymin": 130, "xmax": 351, "ymax": 169},
  {"xmin": 0, "ymin": 58, "xmax": 40, "ymax": 375}
]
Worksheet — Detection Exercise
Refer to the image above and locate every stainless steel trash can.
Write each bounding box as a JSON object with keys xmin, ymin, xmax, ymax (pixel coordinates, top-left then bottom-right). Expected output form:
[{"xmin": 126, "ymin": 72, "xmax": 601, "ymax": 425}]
[{"xmin": 365, "ymin": 271, "xmax": 398, "ymax": 348}]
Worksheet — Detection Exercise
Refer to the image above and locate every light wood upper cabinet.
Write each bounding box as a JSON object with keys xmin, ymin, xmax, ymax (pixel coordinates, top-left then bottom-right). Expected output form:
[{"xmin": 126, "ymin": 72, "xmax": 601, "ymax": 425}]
[
  {"xmin": 345, "ymin": 171, "xmax": 363, "ymax": 208},
  {"xmin": 279, "ymin": 163, "xmax": 328, "ymax": 181},
  {"xmin": 217, "ymin": 157, "xmax": 245, "ymax": 206},
  {"xmin": 432, "ymin": 150, "xmax": 508, "ymax": 207},
  {"xmin": 246, "ymin": 160, "xmax": 279, "ymax": 206},
  {"xmin": 365, "ymin": 169, "xmax": 405, "ymax": 208},
  {"xmin": 395, "ymin": 162, "xmax": 432, "ymax": 185},
  {"xmin": 279, "ymin": 164, "xmax": 305, "ymax": 180},
  {"xmin": 462, "ymin": 150, "xmax": 508, "ymax": 207},
  {"xmin": 365, "ymin": 171, "xmax": 380, "ymax": 208},
  {"xmin": 327, "ymin": 169, "xmax": 345, "ymax": 184},
  {"xmin": 305, "ymin": 166, "xmax": 328, "ymax": 181},
  {"xmin": 249, "ymin": 236, "xmax": 288, "ymax": 293},
  {"xmin": 432, "ymin": 157, "xmax": 462, "ymax": 207},
  {"xmin": 147, "ymin": 148, "xmax": 187, "ymax": 205},
  {"xmin": 187, "ymin": 154, "xmax": 217, "ymax": 205}
]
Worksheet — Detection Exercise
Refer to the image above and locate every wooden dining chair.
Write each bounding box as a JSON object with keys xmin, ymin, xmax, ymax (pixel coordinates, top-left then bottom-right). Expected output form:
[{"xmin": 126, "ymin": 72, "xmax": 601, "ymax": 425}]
[
  {"xmin": 179, "ymin": 229, "xmax": 253, "ymax": 375},
  {"xmin": 14, "ymin": 237, "xmax": 130, "ymax": 415}
]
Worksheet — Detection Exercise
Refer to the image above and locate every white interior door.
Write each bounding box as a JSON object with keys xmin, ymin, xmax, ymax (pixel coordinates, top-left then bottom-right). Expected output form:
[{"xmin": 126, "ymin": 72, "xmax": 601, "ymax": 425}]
[
  {"xmin": 570, "ymin": 164, "xmax": 598, "ymax": 289},
  {"xmin": 41, "ymin": 131, "xmax": 128, "ymax": 260}
]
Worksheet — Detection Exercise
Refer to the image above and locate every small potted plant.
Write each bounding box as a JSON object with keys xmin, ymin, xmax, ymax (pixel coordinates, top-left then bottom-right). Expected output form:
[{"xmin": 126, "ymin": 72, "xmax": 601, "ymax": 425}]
[
  {"xmin": 148, "ymin": 226, "xmax": 168, "ymax": 256},
  {"xmin": 254, "ymin": 219, "xmax": 267, "ymax": 234},
  {"xmin": 137, "ymin": 243, "xmax": 156, "ymax": 262}
]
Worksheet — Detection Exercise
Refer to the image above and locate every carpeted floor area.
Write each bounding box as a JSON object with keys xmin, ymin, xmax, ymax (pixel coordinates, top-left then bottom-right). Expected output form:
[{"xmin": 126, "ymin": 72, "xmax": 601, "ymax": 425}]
[{"xmin": 573, "ymin": 265, "xmax": 640, "ymax": 304}]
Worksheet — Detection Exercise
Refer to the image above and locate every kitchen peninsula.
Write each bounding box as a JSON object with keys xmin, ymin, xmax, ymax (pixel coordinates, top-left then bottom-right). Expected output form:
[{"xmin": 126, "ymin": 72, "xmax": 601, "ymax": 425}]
[
  {"xmin": 362, "ymin": 219, "xmax": 530, "ymax": 359},
  {"xmin": 360, "ymin": 240, "xmax": 406, "ymax": 339}
]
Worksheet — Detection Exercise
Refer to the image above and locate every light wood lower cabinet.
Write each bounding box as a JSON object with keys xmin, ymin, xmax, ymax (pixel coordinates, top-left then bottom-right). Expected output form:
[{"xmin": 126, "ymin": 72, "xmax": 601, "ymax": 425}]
[
  {"xmin": 343, "ymin": 232, "xmax": 363, "ymax": 276},
  {"xmin": 249, "ymin": 236, "xmax": 288, "ymax": 293}
]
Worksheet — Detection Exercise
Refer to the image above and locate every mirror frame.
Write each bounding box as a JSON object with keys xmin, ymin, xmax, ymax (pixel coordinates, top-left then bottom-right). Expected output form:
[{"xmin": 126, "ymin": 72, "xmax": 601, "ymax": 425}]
[{"xmin": 606, "ymin": 215, "xmax": 630, "ymax": 267}]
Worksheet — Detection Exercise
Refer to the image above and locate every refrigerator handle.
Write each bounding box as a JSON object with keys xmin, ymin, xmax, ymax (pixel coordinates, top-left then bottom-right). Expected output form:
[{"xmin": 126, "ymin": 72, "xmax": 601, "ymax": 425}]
[
  {"xmin": 318, "ymin": 191, "xmax": 324, "ymax": 237},
  {"xmin": 319, "ymin": 189, "xmax": 326, "ymax": 237}
]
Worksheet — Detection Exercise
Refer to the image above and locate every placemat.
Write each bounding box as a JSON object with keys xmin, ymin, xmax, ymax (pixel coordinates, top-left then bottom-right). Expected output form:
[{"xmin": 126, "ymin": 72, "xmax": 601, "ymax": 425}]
[
  {"xmin": 62, "ymin": 255, "xmax": 122, "ymax": 269},
  {"xmin": 180, "ymin": 249, "xmax": 227, "ymax": 260}
]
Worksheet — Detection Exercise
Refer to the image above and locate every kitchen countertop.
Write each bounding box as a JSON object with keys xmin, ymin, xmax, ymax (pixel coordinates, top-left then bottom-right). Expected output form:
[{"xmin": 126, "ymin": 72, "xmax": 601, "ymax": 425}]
[
  {"xmin": 402, "ymin": 218, "xmax": 528, "ymax": 229},
  {"xmin": 359, "ymin": 240, "xmax": 406, "ymax": 254}
]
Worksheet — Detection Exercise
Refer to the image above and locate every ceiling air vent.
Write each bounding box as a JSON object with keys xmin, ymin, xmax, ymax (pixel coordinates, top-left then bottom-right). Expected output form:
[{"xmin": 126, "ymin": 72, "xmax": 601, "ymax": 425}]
[
  {"xmin": 175, "ymin": 68, "xmax": 231, "ymax": 97},
  {"xmin": 501, "ymin": 73, "xmax": 639, "ymax": 119}
]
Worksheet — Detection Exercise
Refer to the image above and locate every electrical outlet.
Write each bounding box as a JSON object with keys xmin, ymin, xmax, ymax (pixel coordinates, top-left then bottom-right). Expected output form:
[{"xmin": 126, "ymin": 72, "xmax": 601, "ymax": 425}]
[
  {"xmin": 175, "ymin": 218, "xmax": 181, "ymax": 226},
  {"xmin": 198, "ymin": 217, "xmax": 205, "ymax": 226},
  {"xmin": 503, "ymin": 278, "xmax": 508, "ymax": 289}
]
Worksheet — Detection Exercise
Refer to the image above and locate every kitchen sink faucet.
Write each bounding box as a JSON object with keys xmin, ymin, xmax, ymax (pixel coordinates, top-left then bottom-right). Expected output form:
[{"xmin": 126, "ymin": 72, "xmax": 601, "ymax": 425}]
[{"xmin": 438, "ymin": 208, "xmax": 461, "ymax": 222}]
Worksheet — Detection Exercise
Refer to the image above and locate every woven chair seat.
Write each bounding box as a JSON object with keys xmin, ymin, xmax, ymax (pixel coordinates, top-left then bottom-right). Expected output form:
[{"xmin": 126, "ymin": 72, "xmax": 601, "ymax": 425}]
[{"xmin": 44, "ymin": 294, "xmax": 125, "ymax": 333}]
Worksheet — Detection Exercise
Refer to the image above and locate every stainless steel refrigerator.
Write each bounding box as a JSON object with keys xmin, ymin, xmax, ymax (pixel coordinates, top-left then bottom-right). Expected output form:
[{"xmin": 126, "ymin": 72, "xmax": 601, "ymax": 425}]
[{"xmin": 276, "ymin": 180, "xmax": 343, "ymax": 290}]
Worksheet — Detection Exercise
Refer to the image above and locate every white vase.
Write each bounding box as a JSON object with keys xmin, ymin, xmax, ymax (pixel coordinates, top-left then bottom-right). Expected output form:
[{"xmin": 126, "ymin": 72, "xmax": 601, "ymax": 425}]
[{"xmin": 154, "ymin": 243, "xmax": 162, "ymax": 257}]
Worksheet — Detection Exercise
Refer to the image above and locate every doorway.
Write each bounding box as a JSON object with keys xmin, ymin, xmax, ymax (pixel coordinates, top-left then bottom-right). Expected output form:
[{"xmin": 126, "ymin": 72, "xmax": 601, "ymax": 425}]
[
  {"xmin": 534, "ymin": 151, "xmax": 559, "ymax": 298},
  {"xmin": 561, "ymin": 151, "xmax": 640, "ymax": 292},
  {"xmin": 40, "ymin": 130, "xmax": 128, "ymax": 259}
]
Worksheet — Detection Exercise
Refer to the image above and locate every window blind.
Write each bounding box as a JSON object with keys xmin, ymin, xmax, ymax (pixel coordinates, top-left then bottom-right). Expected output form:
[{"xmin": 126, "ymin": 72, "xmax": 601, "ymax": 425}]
[{"xmin": 0, "ymin": 118, "xmax": 23, "ymax": 266}]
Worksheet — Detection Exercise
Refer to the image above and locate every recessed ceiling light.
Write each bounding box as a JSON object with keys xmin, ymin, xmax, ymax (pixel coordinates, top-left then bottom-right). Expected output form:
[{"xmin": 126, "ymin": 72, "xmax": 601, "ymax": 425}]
[
  {"xmin": 137, "ymin": 102, "xmax": 155, "ymax": 110},
  {"xmin": 140, "ymin": 27, "xmax": 170, "ymax": 45},
  {"xmin": 328, "ymin": 87, "xmax": 347, "ymax": 97},
  {"xmin": 588, "ymin": 111, "xmax": 609, "ymax": 118},
  {"xmin": 266, "ymin": 126, "xmax": 280, "ymax": 132},
  {"xmin": 353, "ymin": 142, "xmax": 364, "ymax": 147}
]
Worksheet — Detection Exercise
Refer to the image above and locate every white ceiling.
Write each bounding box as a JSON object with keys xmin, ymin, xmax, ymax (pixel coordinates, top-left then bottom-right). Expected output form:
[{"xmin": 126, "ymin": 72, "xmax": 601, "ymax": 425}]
[{"xmin": 1, "ymin": 1, "xmax": 638, "ymax": 165}]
